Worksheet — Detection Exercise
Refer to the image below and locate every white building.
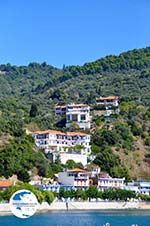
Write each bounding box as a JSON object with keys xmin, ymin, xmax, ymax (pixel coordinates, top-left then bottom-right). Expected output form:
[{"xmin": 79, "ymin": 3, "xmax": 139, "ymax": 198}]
[
  {"xmin": 32, "ymin": 130, "xmax": 91, "ymax": 156},
  {"xmin": 124, "ymin": 182, "xmax": 139, "ymax": 194},
  {"xmin": 54, "ymin": 103, "xmax": 91, "ymax": 130},
  {"xmin": 58, "ymin": 168, "xmax": 90, "ymax": 187},
  {"xmin": 96, "ymin": 96, "xmax": 119, "ymax": 107},
  {"xmin": 95, "ymin": 96, "xmax": 119, "ymax": 117},
  {"xmin": 54, "ymin": 105, "xmax": 66, "ymax": 116},
  {"xmin": 138, "ymin": 181, "xmax": 150, "ymax": 195},
  {"xmin": 52, "ymin": 152, "xmax": 87, "ymax": 166},
  {"xmin": 98, "ymin": 177, "xmax": 125, "ymax": 191},
  {"xmin": 66, "ymin": 104, "xmax": 91, "ymax": 130},
  {"xmin": 125, "ymin": 181, "xmax": 150, "ymax": 195},
  {"xmin": 58, "ymin": 168, "xmax": 125, "ymax": 190}
]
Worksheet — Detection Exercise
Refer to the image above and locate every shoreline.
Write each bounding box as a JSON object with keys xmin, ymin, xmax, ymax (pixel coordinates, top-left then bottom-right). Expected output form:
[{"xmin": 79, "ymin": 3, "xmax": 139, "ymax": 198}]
[{"xmin": 0, "ymin": 201, "xmax": 150, "ymax": 216}]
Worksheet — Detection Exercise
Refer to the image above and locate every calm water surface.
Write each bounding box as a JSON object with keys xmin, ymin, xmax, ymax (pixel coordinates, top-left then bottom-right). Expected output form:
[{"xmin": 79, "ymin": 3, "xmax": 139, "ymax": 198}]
[{"xmin": 0, "ymin": 210, "xmax": 150, "ymax": 226}]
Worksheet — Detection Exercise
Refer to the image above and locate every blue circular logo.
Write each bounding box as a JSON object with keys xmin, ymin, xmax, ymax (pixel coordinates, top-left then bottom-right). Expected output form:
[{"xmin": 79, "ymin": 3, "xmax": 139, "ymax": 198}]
[{"xmin": 9, "ymin": 189, "xmax": 38, "ymax": 218}]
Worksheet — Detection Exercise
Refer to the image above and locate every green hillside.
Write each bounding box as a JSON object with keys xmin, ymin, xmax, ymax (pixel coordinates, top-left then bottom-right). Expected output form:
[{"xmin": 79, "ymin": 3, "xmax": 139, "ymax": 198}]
[{"xmin": 0, "ymin": 47, "xmax": 150, "ymax": 181}]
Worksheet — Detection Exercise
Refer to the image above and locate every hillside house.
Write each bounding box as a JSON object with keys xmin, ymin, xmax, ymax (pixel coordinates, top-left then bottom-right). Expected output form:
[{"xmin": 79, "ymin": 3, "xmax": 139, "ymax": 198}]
[
  {"xmin": 54, "ymin": 103, "xmax": 91, "ymax": 130},
  {"xmin": 95, "ymin": 96, "xmax": 119, "ymax": 116},
  {"xmin": 66, "ymin": 104, "xmax": 91, "ymax": 130},
  {"xmin": 54, "ymin": 105, "xmax": 66, "ymax": 116},
  {"xmin": 96, "ymin": 96, "xmax": 119, "ymax": 107},
  {"xmin": 32, "ymin": 129, "xmax": 91, "ymax": 165},
  {"xmin": 58, "ymin": 168, "xmax": 90, "ymax": 188}
]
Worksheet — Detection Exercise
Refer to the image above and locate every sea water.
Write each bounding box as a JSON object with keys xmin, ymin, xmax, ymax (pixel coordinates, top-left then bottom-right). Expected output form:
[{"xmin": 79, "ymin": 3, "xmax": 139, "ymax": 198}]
[{"xmin": 0, "ymin": 210, "xmax": 150, "ymax": 226}]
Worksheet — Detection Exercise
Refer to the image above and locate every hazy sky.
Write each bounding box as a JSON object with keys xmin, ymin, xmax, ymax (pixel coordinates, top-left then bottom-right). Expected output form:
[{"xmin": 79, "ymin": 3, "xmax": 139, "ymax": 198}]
[{"xmin": 0, "ymin": 0, "xmax": 150, "ymax": 68}]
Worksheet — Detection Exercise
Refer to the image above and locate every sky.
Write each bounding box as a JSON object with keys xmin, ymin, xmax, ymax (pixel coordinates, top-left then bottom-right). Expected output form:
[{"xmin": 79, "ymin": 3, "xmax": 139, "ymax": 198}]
[{"xmin": 0, "ymin": 0, "xmax": 150, "ymax": 68}]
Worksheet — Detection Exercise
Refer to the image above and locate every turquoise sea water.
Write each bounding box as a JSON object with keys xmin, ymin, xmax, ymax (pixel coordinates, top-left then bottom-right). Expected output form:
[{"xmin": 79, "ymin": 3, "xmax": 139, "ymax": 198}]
[{"xmin": 0, "ymin": 210, "xmax": 150, "ymax": 226}]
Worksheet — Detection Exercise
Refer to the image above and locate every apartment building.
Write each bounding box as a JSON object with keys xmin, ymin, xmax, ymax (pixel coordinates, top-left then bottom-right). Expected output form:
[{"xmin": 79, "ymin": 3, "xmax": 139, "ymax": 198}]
[
  {"xmin": 52, "ymin": 152, "xmax": 87, "ymax": 166},
  {"xmin": 58, "ymin": 168, "xmax": 125, "ymax": 190},
  {"xmin": 66, "ymin": 104, "xmax": 91, "ymax": 130},
  {"xmin": 95, "ymin": 96, "xmax": 119, "ymax": 117},
  {"xmin": 54, "ymin": 105, "xmax": 66, "ymax": 116},
  {"xmin": 98, "ymin": 177, "xmax": 125, "ymax": 191},
  {"xmin": 32, "ymin": 129, "xmax": 91, "ymax": 156},
  {"xmin": 58, "ymin": 168, "xmax": 90, "ymax": 187},
  {"xmin": 125, "ymin": 181, "xmax": 150, "ymax": 195},
  {"xmin": 96, "ymin": 96, "xmax": 119, "ymax": 107},
  {"xmin": 54, "ymin": 103, "xmax": 91, "ymax": 130}
]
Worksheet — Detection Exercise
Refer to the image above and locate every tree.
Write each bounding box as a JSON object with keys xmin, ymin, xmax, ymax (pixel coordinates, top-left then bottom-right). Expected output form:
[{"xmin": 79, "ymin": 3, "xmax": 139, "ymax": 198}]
[
  {"xmin": 93, "ymin": 147, "xmax": 120, "ymax": 173},
  {"xmin": 43, "ymin": 190, "xmax": 55, "ymax": 204},
  {"xmin": 65, "ymin": 160, "xmax": 77, "ymax": 169},
  {"xmin": 86, "ymin": 185, "xmax": 98, "ymax": 201},
  {"xmin": 69, "ymin": 122, "xmax": 80, "ymax": 131},
  {"xmin": 29, "ymin": 103, "xmax": 38, "ymax": 117},
  {"xmin": 59, "ymin": 187, "xmax": 65, "ymax": 199},
  {"xmin": 75, "ymin": 189, "xmax": 88, "ymax": 200},
  {"xmin": 17, "ymin": 169, "xmax": 30, "ymax": 183},
  {"xmin": 2, "ymin": 183, "xmax": 51, "ymax": 204},
  {"xmin": 0, "ymin": 135, "xmax": 51, "ymax": 181}
]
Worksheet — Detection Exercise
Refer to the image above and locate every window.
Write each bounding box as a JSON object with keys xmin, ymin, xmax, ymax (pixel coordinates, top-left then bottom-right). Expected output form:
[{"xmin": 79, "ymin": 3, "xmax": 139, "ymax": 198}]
[
  {"xmin": 80, "ymin": 114, "xmax": 86, "ymax": 121},
  {"xmin": 72, "ymin": 114, "xmax": 78, "ymax": 122},
  {"xmin": 67, "ymin": 115, "xmax": 71, "ymax": 121},
  {"xmin": 37, "ymin": 134, "xmax": 47, "ymax": 139}
]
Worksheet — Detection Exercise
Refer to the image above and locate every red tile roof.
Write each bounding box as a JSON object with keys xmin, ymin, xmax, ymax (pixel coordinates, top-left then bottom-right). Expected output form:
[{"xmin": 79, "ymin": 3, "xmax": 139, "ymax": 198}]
[
  {"xmin": 0, "ymin": 180, "xmax": 13, "ymax": 187},
  {"xmin": 55, "ymin": 103, "xmax": 89, "ymax": 108},
  {"xmin": 67, "ymin": 168, "xmax": 86, "ymax": 173},
  {"xmin": 96, "ymin": 96, "xmax": 118, "ymax": 101},
  {"xmin": 33, "ymin": 130, "xmax": 89, "ymax": 136},
  {"xmin": 67, "ymin": 103, "xmax": 89, "ymax": 108}
]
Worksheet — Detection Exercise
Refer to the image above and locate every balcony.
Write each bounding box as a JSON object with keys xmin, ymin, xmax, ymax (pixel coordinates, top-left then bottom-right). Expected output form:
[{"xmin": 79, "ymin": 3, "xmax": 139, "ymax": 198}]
[
  {"xmin": 75, "ymin": 176, "xmax": 88, "ymax": 180},
  {"xmin": 74, "ymin": 174, "xmax": 89, "ymax": 180}
]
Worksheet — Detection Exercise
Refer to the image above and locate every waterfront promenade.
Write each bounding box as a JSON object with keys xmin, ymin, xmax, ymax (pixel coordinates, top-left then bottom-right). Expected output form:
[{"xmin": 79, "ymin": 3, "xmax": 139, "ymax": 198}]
[{"xmin": 0, "ymin": 200, "xmax": 150, "ymax": 216}]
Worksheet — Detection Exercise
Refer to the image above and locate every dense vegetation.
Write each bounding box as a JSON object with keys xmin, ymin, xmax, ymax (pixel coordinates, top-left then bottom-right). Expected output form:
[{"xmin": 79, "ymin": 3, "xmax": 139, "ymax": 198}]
[
  {"xmin": 1, "ymin": 184, "xmax": 150, "ymax": 203},
  {"xmin": 1, "ymin": 47, "xmax": 150, "ymax": 132},
  {"xmin": 0, "ymin": 182, "xmax": 55, "ymax": 204},
  {"xmin": 59, "ymin": 185, "xmax": 150, "ymax": 201},
  {"xmin": 92, "ymin": 102, "xmax": 150, "ymax": 179},
  {"xmin": 0, "ymin": 47, "xmax": 150, "ymax": 180}
]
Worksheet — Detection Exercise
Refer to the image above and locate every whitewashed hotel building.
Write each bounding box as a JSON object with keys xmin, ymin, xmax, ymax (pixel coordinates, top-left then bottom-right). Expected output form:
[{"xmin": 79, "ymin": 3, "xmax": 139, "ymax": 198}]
[
  {"xmin": 98, "ymin": 177, "xmax": 125, "ymax": 191},
  {"xmin": 58, "ymin": 168, "xmax": 90, "ymax": 187},
  {"xmin": 58, "ymin": 168, "xmax": 125, "ymax": 190},
  {"xmin": 52, "ymin": 152, "xmax": 88, "ymax": 166},
  {"xmin": 66, "ymin": 104, "xmax": 91, "ymax": 130},
  {"xmin": 32, "ymin": 130, "xmax": 91, "ymax": 156},
  {"xmin": 54, "ymin": 103, "xmax": 91, "ymax": 130}
]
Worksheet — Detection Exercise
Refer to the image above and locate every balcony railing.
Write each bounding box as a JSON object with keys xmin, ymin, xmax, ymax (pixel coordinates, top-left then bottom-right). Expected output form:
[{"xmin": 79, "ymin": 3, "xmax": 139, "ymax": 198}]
[{"xmin": 74, "ymin": 176, "xmax": 89, "ymax": 180}]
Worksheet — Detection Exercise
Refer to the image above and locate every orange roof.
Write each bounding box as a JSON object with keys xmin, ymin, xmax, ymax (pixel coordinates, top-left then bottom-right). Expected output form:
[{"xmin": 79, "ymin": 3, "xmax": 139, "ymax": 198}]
[
  {"xmin": 33, "ymin": 130, "xmax": 64, "ymax": 135},
  {"xmin": 96, "ymin": 96, "xmax": 118, "ymax": 101},
  {"xmin": 67, "ymin": 103, "xmax": 89, "ymax": 108},
  {"xmin": 66, "ymin": 132, "xmax": 88, "ymax": 136},
  {"xmin": 0, "ymin": 180, "xmax": 12, "ymax": 187},
  {"xmin": 67, "ymin": 168, "xmax": 86, "ymax": 173},
  {"xmin": 55, "ymin": 103, "xmax": 89, "ymax": 108},
  {"xmin": 33, "ymin": 130, "xmax": 89, "ymax": 136}
]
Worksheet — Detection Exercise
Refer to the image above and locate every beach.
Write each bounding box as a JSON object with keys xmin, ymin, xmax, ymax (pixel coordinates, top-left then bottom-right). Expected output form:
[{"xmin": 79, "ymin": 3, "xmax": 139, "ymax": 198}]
[{"xmin": 0, "ymin": 200, "xmax": 150, "ymax": 216}]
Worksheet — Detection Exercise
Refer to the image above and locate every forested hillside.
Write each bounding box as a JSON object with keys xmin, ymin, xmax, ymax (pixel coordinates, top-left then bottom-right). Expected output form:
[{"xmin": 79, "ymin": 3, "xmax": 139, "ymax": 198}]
[{"xmin": 0, "ymin": 47, "xmax": 150, "ymax": 181}]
